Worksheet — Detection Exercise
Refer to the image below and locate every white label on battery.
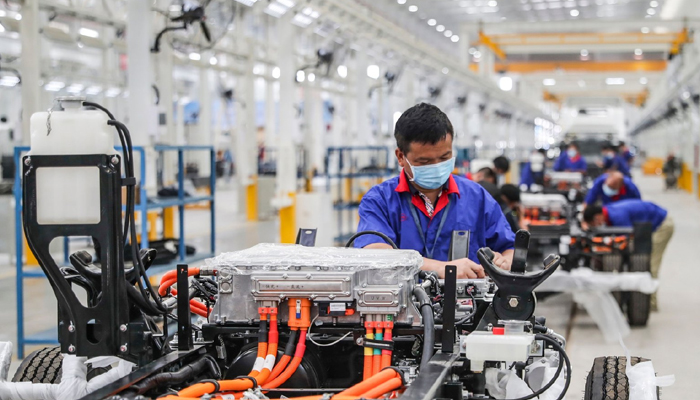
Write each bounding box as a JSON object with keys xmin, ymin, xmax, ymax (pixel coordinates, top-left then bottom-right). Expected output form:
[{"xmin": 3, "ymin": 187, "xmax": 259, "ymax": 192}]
[
  {"xmin": 329, "ymin": 303, "xmax": 346, "ymax": 312},
  {"xmin": 252, "ymin": 357, "xmax": 264, "ymax": 372},
  {"xmin": 264, "ymin": 354, "xmax": 276, "ymax": 370}
]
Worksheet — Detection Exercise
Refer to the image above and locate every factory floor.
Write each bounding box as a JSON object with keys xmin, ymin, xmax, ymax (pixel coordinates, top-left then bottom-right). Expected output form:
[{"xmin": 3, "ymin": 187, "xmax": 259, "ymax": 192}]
[{"xmin": 0, "ymin": 172, "xmax": 696, "ymax": 399}]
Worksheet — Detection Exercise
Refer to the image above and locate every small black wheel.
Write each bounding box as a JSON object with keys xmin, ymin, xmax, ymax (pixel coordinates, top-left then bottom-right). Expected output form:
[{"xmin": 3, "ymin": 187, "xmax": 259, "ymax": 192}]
[
  {"xmin": 627, "ymin": 254, "xmax": 651, "ymax": 327},
  {"xmin": 584, "ymin": 356, "xmax": 659, "ymax": 400}
]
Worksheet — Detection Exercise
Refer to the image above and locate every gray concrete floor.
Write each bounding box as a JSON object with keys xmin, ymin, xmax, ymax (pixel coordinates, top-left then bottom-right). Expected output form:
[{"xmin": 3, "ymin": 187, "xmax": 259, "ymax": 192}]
[{"xmin": 1, "ymin": 172, "xmax": 695, "ymax": 399}]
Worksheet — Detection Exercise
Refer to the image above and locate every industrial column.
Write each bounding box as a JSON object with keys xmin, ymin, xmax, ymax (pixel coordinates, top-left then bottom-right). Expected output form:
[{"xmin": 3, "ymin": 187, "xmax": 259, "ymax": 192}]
[
  {"xmin": 20, "ymin": 0, "xmax": 41, "ymax": 143},
  {"xmin": 273, "ymin": 15, "xmax": 298, "ymax": 243}
]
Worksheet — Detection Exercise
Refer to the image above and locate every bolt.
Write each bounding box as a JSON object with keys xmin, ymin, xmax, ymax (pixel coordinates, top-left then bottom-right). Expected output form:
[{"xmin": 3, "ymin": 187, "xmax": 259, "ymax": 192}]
[
  {"xmin": 68, "ymin": 345, "xmax": 75, "ymax": 353},
  {"xmin": 279, "ymin": 294, "xmax": 285, "ymax": 299},
  {"xmin": 68, "ymin": 324, "xmax": 75, "ymax": 333},
  {"xmin": 24, "ymin": 157, "xmax": 30, "ymax": 166},
  {"xmin": 401, "ymin": 305, "xmax": 407, "ymax": 309},
  {"xmin": 398, "ymin": 283, "xmax": 404, "ymax": 288},
  {"xmin": 306, "ymin": 274, "xmax": 311, "ymax": 279},
  {"xmin": 111, "ymin": 156, "xmax": 119, "ymax": 165},
  {"xmin": 509, "ymin": 298, "xmax": 519, "ymax": 308},
  {"xmin": 343, "ymin": 292, "xmax": 350, "ymax": 296},
  {"xmin": 328, "ymin": 294, "xmax": 336, "ymax": 300},
  {"xmin": 362, "ymin": 283, "xmax": 367, "ymax": 288},
  {"xmin": 356, "ymin": 338, "xmax": 363, "ymax": 345},
  {"xmin": 358, "ymin": 290, "xmax": 365, "ymax": 296},
  {"xmin": 282, "ymin": 273, "xmax": 288, "ymax": 279},
  {"xmin": 392, "ymin": 290, "xmax": 398, "ymax": 295},
  {"xmin": 487, "ymin": 323, "xmax": 493, "ymax": 331},
  {"xmin": 120, "ymin": 324, "xmax": 127, "ymax": 332},
  {"xmin": 120, "ymin": 344, "xmax": 128, "ymax": 353},
  {"xmin": 541, "ymin": 359, "xmax": 547, "ymax": 364},
  {"xmin": 344, "ymin": 277, "xmax": 350, "ymax": 282}
]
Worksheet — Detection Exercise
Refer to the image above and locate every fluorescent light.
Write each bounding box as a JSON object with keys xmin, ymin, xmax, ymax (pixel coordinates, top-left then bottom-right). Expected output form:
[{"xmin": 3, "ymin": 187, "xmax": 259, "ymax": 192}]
[
  {"xmin": 14, "ymin": 13, "xmax": 21, "ymax": 20},
  {"xmin": 253, "ymin": 64, "xmax": 265, "ymax": 75},
  {"xmin": 79, "ymin": 28, "xmax": 99, "ymax": 38},
  {"xmin": 408, "ymin": 5, "xmax": 418, "ymax": 12},
  {"xmin": 66, "ymin": 84, "xmax": 84, "ymax": 94},
  {"xmin": 272, "ymin": 67, "xmax": 281, "ymax": 79},
  {"xmin": 105, "ymin": 87, "xmax": 121, "ymax": 97},
  {"xmin": 580, "ymin": 49, "xmax": 589, "ymax": 56},
  {"xmin": 605, "ymin": 77, "xmax": 625, "ymax": 85},
  {"xmin": 277, "ymin": 0, "xmax": 295, "ymax": 7},
  {"xmin": 543, "ymin": 79, "xmax": 556, "ymax": 86},
  {"xmin": 310, "ymin": 10, "xmax": 319, "ymax": 18},
  {"xmin": 234, "ymin": 0, "xmax": 257, "ymax": 5},
  {"xmin": 0, "ymin": 10, "xmax": 5, "ymax": 17},
  {"xmin": 210, "ymin": 56, "xmax": 218, "ymax": 65},
  {"xmin": 451, "ymin": 35, "xmax": 460, "ymax": 43},
  {"xmin": 570, "ymin": 9, "xmax": 579, "ymax": 16},
  {"xmin": 337, "ymin": 65, "xmax": 348, "ymax": 78},
  {"xmin": 265, "ymin": 2, "xmax": 288, "ymax": 17},
  {"xmin": 292, "ymin": 13, "xmax": 313, "ymax": 27},
  {"xmin": 307, "ymin": 72, "xmax": 315, "ymax": 82},
  {"xmin": 473, "ymin": 51, "xmax": 482, "ymax": 58},
  {"xmin": 85, "ymin": 86, "xmax": 102, "ymax": 95},
  {"xmin": 427, "ymin": 18, "xmax": 437, "ymax": 26},
  {"xmin": 634, "ymin": 48, "xmax": 643, "ymax": 55},
  {"xmin": 44, "ymin": 81, "xmax": 66, "ymax": 91},
  {"xmin": 647, "ymin": 8, "xmax": 656, "ymax": 15},
  {"xmin": 436, "ymin": 24, "xmax": 445, "ymax": 32},
  {"xmin": 397, "ymin": 0, "xmax": 407, "ymax": 4},
  {"xmin": 444, "ymin": 30, "xmax": 453, "ymax": 37},
  {"xmin": 641, "ymin": 27, "xmax": 650, "ymax": 33},
  {"xmin": 0, "ymin": 76, "xmax": 19, "ymax": 87},
  {"xmin": 296, "ymin": 70, "xmax": 305, "ymax": 82},
  {"xmin": 682, "ymin": 91, "xmax": 690, "ymax": 99},
  {"xmin": 367, "ymin": 65, "xmax": 380, "ymax": 80},
  {"xmin": 189, "ymin": 53, "xmax": 201, "ymax": 61},
  {"xmin": 499, "ymin": 76, "xmax": 513, "ymax": 91},
  {"xmin": 488, "ymin": 0, "xmax": 498, "ymax": 6},
  {"xmin": 442, "ymin": 67, "xmax": 449, "ymax": 74},
  {"xmin": 640, "ymin": 77, "xmax": 648, "ymax": 85},
  {"xmin": 650, "ymin": 0, "xmax": 658, "ymax": 7}
]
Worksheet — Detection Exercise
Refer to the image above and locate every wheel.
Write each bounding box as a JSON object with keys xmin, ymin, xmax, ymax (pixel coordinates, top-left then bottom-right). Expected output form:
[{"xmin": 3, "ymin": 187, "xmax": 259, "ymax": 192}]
[
  {"xmin": 601, "ymin": 254, "xmax": 625, "ymax": 308},
  {"xmin": 627, "ymin": 254, "xmax": 651, "ymax": 327},
  {"xmin": 11, "ymin": 346, "xmax": 111, "ymax": 383},
  {"xmin": 584, "ymin": 356, "xmax": 659, "ymax": 400},
  {"xmin": 12, "ymin": 346, "xmax": 62, "ymax": 383}
]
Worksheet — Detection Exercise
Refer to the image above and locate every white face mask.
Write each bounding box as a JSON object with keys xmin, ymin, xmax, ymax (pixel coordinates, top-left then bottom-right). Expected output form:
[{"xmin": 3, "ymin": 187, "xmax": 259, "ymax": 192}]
[{"xmin": 530, "ymin": 153, "xmax": 544, "ymax": 172}]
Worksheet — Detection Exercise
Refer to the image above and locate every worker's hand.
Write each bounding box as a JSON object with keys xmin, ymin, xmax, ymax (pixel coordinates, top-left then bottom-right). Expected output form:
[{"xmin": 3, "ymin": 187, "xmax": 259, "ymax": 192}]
[
  {"xmin": 450, "ymin": 258, "xmax": 485, "ymax": 279},
  {"xmin": 491, "ymin": 251, "xmax": 512, "ymax": 271}
]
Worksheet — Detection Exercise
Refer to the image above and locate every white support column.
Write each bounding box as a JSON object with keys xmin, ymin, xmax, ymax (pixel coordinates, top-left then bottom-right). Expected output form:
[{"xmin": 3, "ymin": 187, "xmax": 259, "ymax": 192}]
[
  {"xmin": 195, "ymin": 67, "xmax": 213, "ymax": 176},
  {"xmin": 355, "ymin": 44, "xmax": 371, "ymax": 145},
  {"xmin": 20, "ymin": 0, "xmax": 41, "ymax": 144},
  {"xmin": 264, "ymin": 78, "xmax": 277, "ymax": 148}
]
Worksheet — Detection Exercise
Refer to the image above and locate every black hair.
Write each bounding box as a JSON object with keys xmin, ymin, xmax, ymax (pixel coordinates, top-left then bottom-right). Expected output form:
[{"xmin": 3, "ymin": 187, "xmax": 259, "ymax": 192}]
[
  {"xmin": 583, "ymin": 205, "xmax": 603, "ymax": 223},
  {"xmin": 568, "ymin": 142, "xmax": 580, "ymax": 150},
  {"xmin": 537, "ymin": 148, "xmax": 547, "ymax": 156},
  {"xmin": 601, "ymin": 144, "xmax": 616, "ymax": 153},
  {"xmin": 493, "ymin": 156, "xmax": 510, "ymax": 173},
  {"xmin": 477, "ymin": 167, "xmax": 496, "ymax": 182},
  {"xmin": 394, "ymin": 103, "xmax": 453, "ymax": 154},
  {"xmin": 500, "ymin": 184, "xmax": 520, "ymax": 203},
  {"xmin": 0, "ymin": 116, "xmax": 6, "ymax": 123}
]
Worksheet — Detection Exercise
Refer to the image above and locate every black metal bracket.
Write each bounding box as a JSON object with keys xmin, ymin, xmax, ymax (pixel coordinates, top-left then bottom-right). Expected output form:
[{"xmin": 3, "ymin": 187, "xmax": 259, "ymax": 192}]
[
  {"xmin": 296, "ymin": 228, "xmax": 317, "ymax": 247},
  {"xmin": 511, "ymin": 230, "xmax": 530, "ymax": 274},
  {"xmin": 177, "ymin": 264, "xmax": 193, "ymax": 351},
  {"xmin": 441, "ymin": 265, "xmax": 457, "ymax": 353}
]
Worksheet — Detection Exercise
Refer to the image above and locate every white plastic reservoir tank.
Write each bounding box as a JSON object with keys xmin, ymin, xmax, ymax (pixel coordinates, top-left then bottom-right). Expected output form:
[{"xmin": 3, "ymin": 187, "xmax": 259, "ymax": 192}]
[{"xmin": 29, "ymin": 97, "xmax": 117, "ymax": 225}]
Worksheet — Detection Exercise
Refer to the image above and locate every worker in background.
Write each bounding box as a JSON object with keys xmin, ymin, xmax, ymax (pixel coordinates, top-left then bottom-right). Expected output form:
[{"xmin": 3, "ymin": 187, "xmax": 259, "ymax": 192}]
[
  {"xmin": 474, "ymin": 166, "xmax": 500, "ymax": 200},
  {"xmin": 620, "ymin": 141, "xmax": 635, "ymax": 166},
  {"xmin": 499, "ymin": 184, "xmax": 522, "ymax": 233},
  {"xmin": 584, "ymin": 171, "xmax": 641, "ymax": 206},
  {"xmin": 601, "ymin": 144, "xmax": 631, "ymax": 177},
  {"xmin": 493, "ymin": 156, "xmax": 510, "ymax": 187},
  {"xmin": 583, "ymin": 199, "xmax": 674, "ymax": 310},
  {"xmin": 354, "ymin": 103, "xmax": 515, "ymax": 279},
  {"xmin": 520, "ymin": 148, "xmax": 547, "ymax": 189},
  {"xmin": 662, "ymin": 152, "xmax": 680, "ymax": 190},
  {"xmin": 553, "ymin": 143, "xmax": 587, "ymax": 173}
]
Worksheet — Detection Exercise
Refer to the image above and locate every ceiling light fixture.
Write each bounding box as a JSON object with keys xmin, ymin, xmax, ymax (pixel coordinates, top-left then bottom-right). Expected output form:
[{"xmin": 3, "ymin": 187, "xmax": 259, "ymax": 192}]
[
  {"xmin": 634, "ymin": 48, "xmax": 643, "ymax": 56},
  {"xmin": 444, "ymin": 30, "xmax": 453, "ymax": 37},
  {"xmin": 451, "ymin": 35, "xmax": 460, "ymax": 42},
  {"xmin": 397, "ymin": 0, "xmax": 406, "ymax": 4},
  {"xmin": 543, "ymin": 78, "xmax": 556, "ymax": 86},
  {"xmin": 641, "ymin": 27, "xmax": 650, "ymax": 33},
  {"xmin": 436, "ymin": 24, "xmax": 445, "ymax": 32},
  {"xmin": 650, "ymin": 0, "xmax": 658, "ymax": 7},
  {"xmin": 272, "ymin": 67, "xmax": 281, "ymax": 79},
  {"xmin": 442, "ymin": 67, "xmax": 449, "ymax": 74},
  {"xmin": 605, "ymin": 77, "xmax": 625, "ymax": 85},
  {"xmin": 408, "ymin": 5, "xmax": 418, "ymax": 12},
  {"xmin": 499, "ymin": 76, "xmax": 513, "ymax": 91},
  {"xmin": 188, "ymin": 53, "xmax": 201, "ymax": 61},
  {"xmin": 580, "ymin": 49, "xmax": 589, "ymax": 56},
  {"xmin": 337, "ymin": 65, "xmax": 348, "ymax": 78},
  {"xmin": 488, "ymin": 0, "xmax": 498, "ymax": 6},
  {"xmin": 570, "ymin": 9, "xmax": 579, "ymax": 16},
  {"xmin": 427, "ymin": 18, "xmax": 437, "ymax": 26},
  {"xmin": 210, "ymin": 56, "xmax": 218, "ymax": 65},
  {"xmin": 647, "ymin": 8, "xmax": 656, "ymax": 15},
  {"xmin": 640, "ymin": 77, "xmax": 648, "ymax": 85}
]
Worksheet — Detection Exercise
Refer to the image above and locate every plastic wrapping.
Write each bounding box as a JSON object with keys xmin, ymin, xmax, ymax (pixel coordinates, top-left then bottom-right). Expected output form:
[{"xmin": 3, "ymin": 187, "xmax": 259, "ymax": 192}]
[
  {"xmin": 0, "ymin": 342, "xmax": 12, "ymax": 381},
  {"xmin": 0, "ymin": 352, "xmax": 134, "ymax": 400},
  {"xmin": 537, "ymin": 268, "xmax": 658, "ymax": 294},
  {"xmin": 206, "ymin": 243, "xmax": 423, "ymax": 276},
  {"xmin": 484, "ymin": 368, "xmax": 533, "ymax": 399},
  {"xmin": 620, "ymin": 338, "xmax": 675, "ymax": 400},
  {"xmin": 525, "ymin": 350, "xmax": 567, "ymax": 400}
]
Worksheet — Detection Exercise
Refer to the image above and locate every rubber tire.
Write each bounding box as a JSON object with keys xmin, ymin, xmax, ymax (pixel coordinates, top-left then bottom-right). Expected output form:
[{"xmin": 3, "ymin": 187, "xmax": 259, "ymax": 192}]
[
  {"xmin": 602, "ymin": 254, "xmax": 625, "ymax": 308},
  {"xmin": 627, "ymin": 254, "xmax": 651, "ymax": 327},
  {"xmin": 584, "ymin": 356, "xmax": 659, "ymax": 400},
  {"xmin": 11, "ymin": 346, "xmax": 111, "ymax": 384},
  {"xmin": 11, "ymin": 346, "xmax": 63, "ymax": 384}
]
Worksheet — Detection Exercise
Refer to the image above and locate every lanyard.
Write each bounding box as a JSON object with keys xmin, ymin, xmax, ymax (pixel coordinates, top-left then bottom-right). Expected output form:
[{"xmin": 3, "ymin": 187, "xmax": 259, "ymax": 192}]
[{"xmin": 405, "ymin": 194, "xmax": 452, "ymax": 259}]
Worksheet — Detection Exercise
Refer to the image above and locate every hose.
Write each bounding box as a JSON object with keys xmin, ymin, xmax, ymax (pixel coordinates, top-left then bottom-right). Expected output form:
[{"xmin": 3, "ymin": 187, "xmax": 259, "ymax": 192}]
[
  {"xmin": 344, "ymin": 231, "xmax": 398, "ymax": 249},
  {"xmin": 263, "ymin": 329, "xmax": 308, "ymax": 389},
  {"xmin": 267, "ymin": 328, "xmax": 298, "ymax": 382},
  {"xmin": 336, "ymin": 368, "xmax": 402, "ymax": 397},
  {"xmin": 361, "ymin": 377, "xmax": 404, "ymax": 399},
  {"xmin": 413, "ymin": 286, "xmax": 435, "ymax": 370},
  {"xmin": 130, "ymin": 355, "xmax": 220, "ymax": 394}
]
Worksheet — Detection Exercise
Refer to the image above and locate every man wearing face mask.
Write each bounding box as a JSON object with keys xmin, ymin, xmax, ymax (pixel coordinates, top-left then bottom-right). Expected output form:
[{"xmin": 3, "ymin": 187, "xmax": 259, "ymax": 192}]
[
  {"xmin": 584, "ymin": 171, "xmax": 641, "ymax": 207},
  {"xmin": 583, "ymin": 199, "xmax": 673, "ymax": 310},
  {"xmin": 354, "ymin": 103, "xmax": 515, "ymax": 279},
  {"xmin": 553, "ymin": 143, "xmax": 587, "ymax": 173},
  {"xmin": 601, "ymin": 144, "xmax": 631, "ymax": 177},
  {"xmin": 520, "ymin": 149, "xmax": 547, "ymax": 189}
]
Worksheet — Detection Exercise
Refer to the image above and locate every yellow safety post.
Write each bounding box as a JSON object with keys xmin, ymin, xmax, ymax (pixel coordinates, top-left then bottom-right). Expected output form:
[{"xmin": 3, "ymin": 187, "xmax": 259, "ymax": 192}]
[
  {"xmin": 247, "ymin": 175, "xmax": 258, "ymax": 222},
  {"xmin": 163, "ymin": 207, "xmax": 175, "ymax": 238},
  {"xmin": 344, "ymin": 178, "xmax": 352, "ymax": 203},
  {"xmin": 23, "ymin": 235, "xmax": 38, "ymax": 266},
  {"xmin": 279, "ymin": 192, "xmax": 296, "ymax": 244},
  {"xmin": 147, "ymin": 211, "xmax": 158, "ymax": 241}
]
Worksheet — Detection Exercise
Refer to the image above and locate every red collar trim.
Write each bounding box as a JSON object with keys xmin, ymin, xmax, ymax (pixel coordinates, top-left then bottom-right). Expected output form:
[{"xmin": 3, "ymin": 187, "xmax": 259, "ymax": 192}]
[
  {"xmin": 611, "ymin": 184, "xmax": 627, "ymax": 200},
  {"xmin": 395, "ymin": 170, "xmax": 461, "ymax": 197},
  {"xmin": 570, "ymin": 155, "xmax": 581, "ymax": 162}
]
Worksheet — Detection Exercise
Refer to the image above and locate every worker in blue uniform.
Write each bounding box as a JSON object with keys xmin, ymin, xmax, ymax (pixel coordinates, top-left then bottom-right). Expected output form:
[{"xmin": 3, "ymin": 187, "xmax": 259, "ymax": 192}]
[
  {"xmin": 601, "ymin": 144, "xmax": 631, "ymax": 177},
  {"xmin": 620, "ymin": 141, "xmax": 635, "ymax": 165},
  {"xmin": 583, "ymin": 199, "xmax": 674, "ymax": 310},
  {"xmin": 553, "ymin": 143, "xmax": 587, "ymax": 173},
  {"xmin": 584, "ymin": 171, "xmax": 641, "ymax": 206},
  {"xmin": 354, "ymin": 103, "xmax": 515, "ymax": 279},
  {"xmin": 520, "ymin": 148, "xmax": 547, "ymax": 189}
]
